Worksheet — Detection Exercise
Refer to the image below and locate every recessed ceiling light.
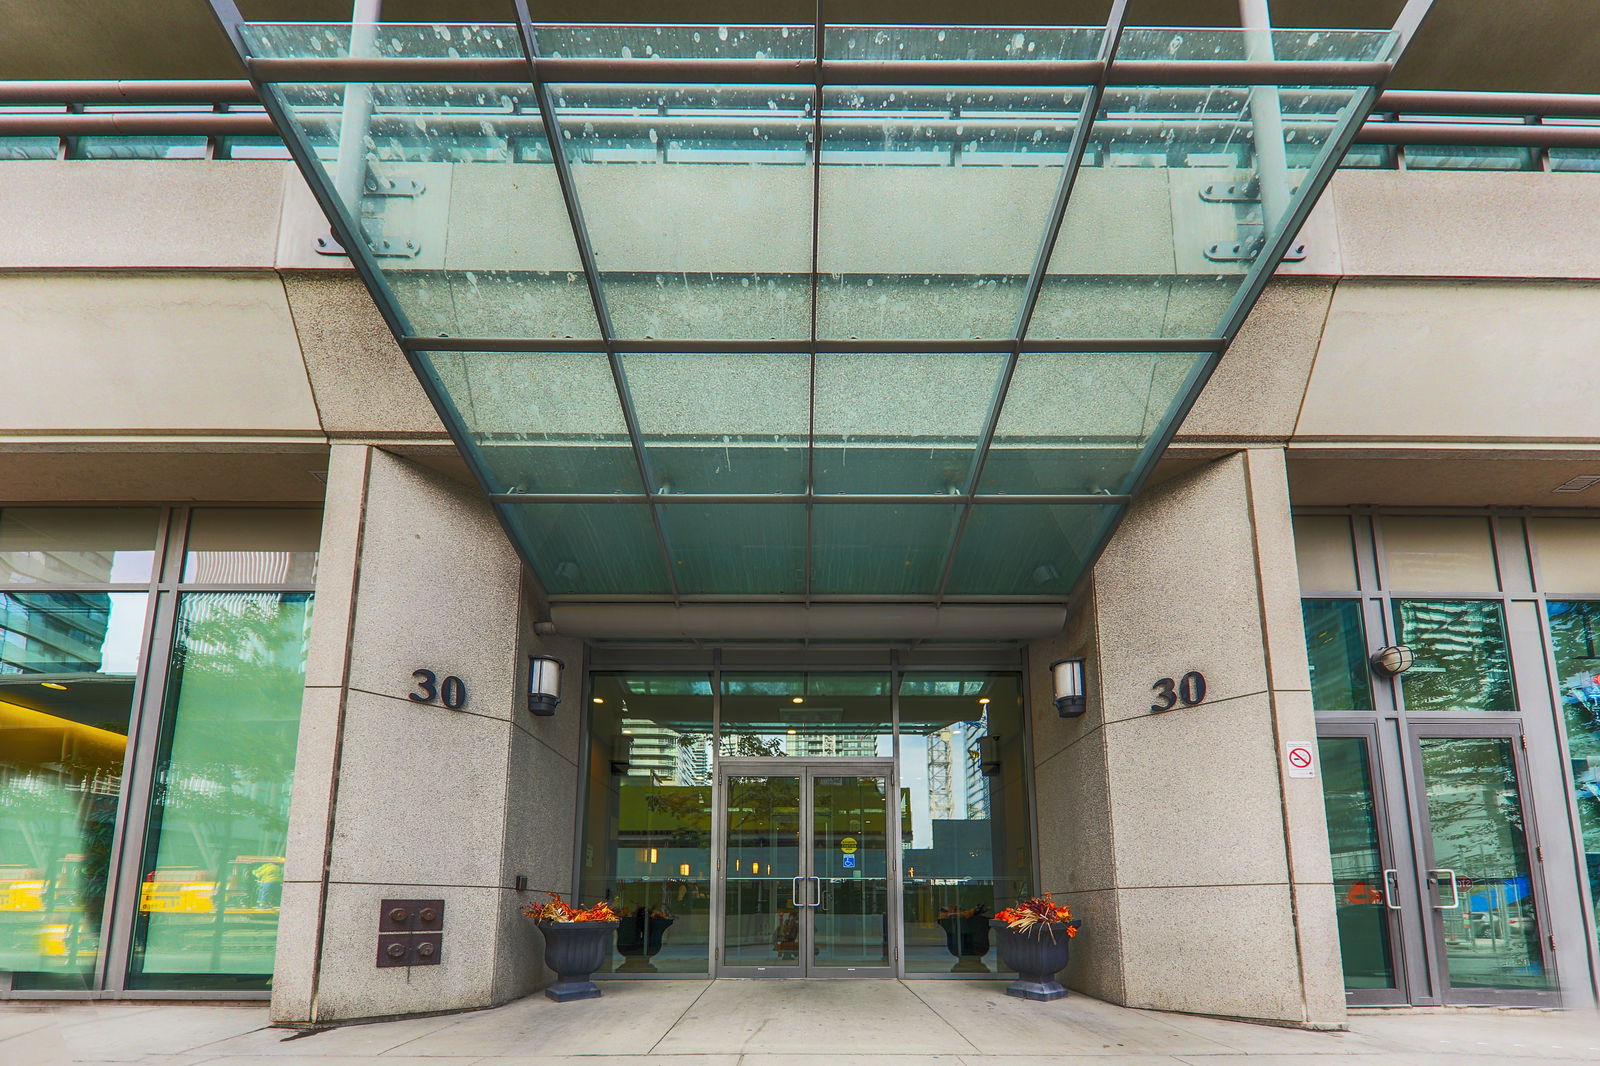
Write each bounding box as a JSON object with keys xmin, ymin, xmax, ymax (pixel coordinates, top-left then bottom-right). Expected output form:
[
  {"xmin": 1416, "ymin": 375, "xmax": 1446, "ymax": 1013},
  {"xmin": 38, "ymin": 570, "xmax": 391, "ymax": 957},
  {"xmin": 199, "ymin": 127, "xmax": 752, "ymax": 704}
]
[
  {"xmin": 978, "ymin": 698, "xmax": 991, "ymax": 705},
  {"xmin": 40, "ymin": 682, "xmax": 68, "ymax": 690},
  {"xmin": 592, "ymin": 697, "xmax": 604, "ymax": 704},
  {"xmin": 791, "ymin": 696, "xmax": 804, "ymax": 704},
  {"xmin": 1553, "ymin": 475, "xmax": 1600, "ymax": 493}
]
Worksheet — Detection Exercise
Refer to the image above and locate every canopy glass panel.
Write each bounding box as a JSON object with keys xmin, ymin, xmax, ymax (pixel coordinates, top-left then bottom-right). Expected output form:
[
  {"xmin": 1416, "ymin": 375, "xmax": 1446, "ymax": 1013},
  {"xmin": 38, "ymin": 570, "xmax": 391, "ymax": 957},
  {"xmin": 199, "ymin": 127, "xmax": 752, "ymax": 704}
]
[{"xmin": 231, "ymin": 18, "xmax": 1397, "ymax": 602}]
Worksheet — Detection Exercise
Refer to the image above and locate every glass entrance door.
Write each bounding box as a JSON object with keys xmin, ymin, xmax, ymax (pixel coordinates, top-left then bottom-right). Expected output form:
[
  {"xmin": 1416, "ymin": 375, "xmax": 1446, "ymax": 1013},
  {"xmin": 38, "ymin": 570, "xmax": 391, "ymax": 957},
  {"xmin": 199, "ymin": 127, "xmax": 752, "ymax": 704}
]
[
  {"xmin": 716, "ymin": 760, "xmax": 896, "ymax": 977},
  {"xmin": 1411, "ymin": 726, "xmax": 1557, "ymax": 1002},
  {"xmin": 1318, "ymin": 723, "xmax": 1559, "ymax": 1005}
]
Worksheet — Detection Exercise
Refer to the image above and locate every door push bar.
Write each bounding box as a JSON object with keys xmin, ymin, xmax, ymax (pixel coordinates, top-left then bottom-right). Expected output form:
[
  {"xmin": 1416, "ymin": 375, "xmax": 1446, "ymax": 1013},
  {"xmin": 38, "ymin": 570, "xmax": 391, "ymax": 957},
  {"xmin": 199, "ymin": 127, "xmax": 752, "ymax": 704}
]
[
  {"xmin": 791, "ymin": 875, "xmax": 822, "ymax": 907},
  {"xmin": 1429, "ymin": 868, "xmax": 1461, "ymax": 910}
]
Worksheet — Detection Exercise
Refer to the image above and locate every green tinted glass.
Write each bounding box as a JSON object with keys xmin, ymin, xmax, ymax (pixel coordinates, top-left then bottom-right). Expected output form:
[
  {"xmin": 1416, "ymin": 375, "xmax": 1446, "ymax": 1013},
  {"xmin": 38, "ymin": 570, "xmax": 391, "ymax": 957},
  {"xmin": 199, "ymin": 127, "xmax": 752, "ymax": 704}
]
[
  {"xmin": 580, "ymin": 672, "xmax": 714, "ymax": 974},
  {"xmin": 128, "ymin": 592, "xmax": 312, "ymax": 990},
  {"xmin": 247, "ymin": 21, "xmax": 599, "ymax": 341},
  {"xmin": 659, "ymin": 504, "xmax": 805, "ymax": 595},
  {"xmin": 421, "ymin": 351, "xmax": 640, "ymax": 495},
  {"xmin": 1419, "ymin": 737, "xmax": 1553, "ymax": 990},
  {"xmin": 1302, "ymin": 599, "xmax": 1373, "ymax": 711},
  {"xmin": 978, "ymin": 352, "xmax": 1200, "ymax": 495},
  {"xmin": 813, "ymin": 352, "xmax": 1006, "ymax": 495},
  {"xmin": 622, "ymin": 353, "xmax": 809, "ymax": 494},
  {"xmin": 1543, "ymin": 600, "xmax": 1600, "ymax": 950},
  {"xmin": 0, "ymin": 592, "xmax": 147, "ymax": 989},
  {"xmin": 499, "ymin": 503, "xmax": 668, "ymax": 595},
  {"xmin": 1318, "ymin": 736, "xmax": 1397, "ymax": 990},
  {"xmin": 554, "ymin": 81, "xmax": 813, "ymax": 341},
  {"xmin": 1393, "ymin": 600, "xmax": 1516, "ymax": 712},
  {"xmin": 945, "ymin": 503, "xmax": 1118, "ymax": 596},
  {"xmin": 811, "ymin": 504, "xmax": 961, "ymax": 596}
]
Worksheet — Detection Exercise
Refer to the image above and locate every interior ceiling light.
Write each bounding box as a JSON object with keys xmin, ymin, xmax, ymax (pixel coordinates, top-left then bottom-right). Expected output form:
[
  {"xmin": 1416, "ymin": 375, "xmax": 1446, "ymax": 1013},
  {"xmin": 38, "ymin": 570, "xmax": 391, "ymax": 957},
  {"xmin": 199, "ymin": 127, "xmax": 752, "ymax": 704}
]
[
  {"xmin": 1553, "ymin": 475, "xmax": 1600, "ymax": 493},
  {"xmin": 40, "ymin": 682, "xmax": 69, "ymax": 690}
]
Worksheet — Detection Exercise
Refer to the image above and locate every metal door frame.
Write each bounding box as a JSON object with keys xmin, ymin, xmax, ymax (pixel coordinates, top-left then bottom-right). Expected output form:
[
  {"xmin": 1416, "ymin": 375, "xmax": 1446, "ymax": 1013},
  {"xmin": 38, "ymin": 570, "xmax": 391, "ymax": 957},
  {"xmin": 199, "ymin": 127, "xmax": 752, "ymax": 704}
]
[
  {"xmin": 1316, "ymin": 721, "xmax": 1418, "ymax": 1005},
  {"xmin": 712, "ymin": 758, "xmax": 900, "ymax": 978},
  {"xmin": 1404, "ymin": 719, "xmax": 1562, "ymax": 1006}
]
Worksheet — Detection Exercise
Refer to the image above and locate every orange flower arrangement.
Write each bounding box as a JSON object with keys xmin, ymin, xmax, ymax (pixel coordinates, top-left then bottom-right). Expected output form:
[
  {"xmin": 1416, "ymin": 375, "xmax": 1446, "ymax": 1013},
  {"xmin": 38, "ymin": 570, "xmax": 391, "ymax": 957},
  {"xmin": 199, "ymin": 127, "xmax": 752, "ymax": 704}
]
[
  {"xmin": 521, "ymin": 892, "xmax": 618, "ymax": 923},
  {"xmin": 994, "ymin": 893, "xmax": 1078, "ymax": 937}
]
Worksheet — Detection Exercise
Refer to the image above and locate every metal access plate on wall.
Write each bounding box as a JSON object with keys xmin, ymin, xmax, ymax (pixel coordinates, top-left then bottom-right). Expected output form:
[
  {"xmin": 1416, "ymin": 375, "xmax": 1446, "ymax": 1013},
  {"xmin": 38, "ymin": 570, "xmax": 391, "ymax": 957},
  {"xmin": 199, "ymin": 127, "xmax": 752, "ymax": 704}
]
[{"xmin": 377, "ymin": 898, "xmax": 445, "ymax": 967}]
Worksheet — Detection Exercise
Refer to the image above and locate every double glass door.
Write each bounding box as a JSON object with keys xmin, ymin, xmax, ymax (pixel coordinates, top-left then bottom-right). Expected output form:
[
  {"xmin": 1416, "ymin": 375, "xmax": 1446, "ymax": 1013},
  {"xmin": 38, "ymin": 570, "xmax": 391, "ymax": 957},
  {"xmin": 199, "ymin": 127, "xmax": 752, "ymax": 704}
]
[
  {"xmin": 1320, "ymin": 721, "xmax": 1558, "ymax": 1005},
  {"xmin": 716, "ymin": 760, "xmax": 896, "ymax": 977}
]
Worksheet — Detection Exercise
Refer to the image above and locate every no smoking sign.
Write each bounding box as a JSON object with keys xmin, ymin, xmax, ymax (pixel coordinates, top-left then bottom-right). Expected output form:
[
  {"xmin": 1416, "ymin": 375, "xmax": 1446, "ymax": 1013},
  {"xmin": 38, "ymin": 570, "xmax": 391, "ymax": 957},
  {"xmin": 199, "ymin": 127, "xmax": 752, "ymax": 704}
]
[{"xmin": 1285, "ymin": 742, "xmax": 1317, "ymax": 779}]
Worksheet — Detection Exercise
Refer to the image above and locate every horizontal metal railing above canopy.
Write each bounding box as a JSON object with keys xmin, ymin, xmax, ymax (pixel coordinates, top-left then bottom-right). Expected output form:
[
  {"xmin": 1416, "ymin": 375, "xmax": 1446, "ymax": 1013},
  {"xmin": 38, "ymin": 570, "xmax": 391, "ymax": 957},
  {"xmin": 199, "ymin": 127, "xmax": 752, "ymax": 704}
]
[{"xmin": 3, "ymin": 82, "xmax": 1599, "ymax": 151}]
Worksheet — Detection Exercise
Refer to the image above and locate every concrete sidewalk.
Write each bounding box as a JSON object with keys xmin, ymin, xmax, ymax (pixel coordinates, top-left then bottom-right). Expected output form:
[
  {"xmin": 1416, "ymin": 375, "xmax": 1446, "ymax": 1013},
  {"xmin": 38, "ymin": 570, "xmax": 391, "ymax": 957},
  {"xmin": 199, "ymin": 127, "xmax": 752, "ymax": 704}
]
[{"xmin": 3, "ymin": 981, "xmax": 1599, "ymax": 1066}]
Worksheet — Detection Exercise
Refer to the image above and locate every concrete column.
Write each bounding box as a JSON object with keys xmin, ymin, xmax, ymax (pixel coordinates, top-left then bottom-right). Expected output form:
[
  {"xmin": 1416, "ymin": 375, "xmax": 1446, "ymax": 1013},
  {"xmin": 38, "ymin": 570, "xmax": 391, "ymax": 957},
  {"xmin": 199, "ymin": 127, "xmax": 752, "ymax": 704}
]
[
  {"xmin": 1031, "ymin": 448, "xmax": 1343, "ymax": 1027},
  {"xmin": 273, "ymin": 447, "xmax": 583, "ymax": 1023}
]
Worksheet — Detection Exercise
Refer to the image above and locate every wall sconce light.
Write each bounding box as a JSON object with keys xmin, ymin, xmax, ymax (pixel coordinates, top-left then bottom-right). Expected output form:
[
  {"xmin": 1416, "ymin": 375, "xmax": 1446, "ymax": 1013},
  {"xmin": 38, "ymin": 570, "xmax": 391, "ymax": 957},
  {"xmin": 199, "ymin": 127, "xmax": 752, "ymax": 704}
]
[
  {"xmin": 1050, "ymin": 657, "xmax": 1087, "ymax": 718},
  {"xmin": 610, "ymin": 733, "xmax": 632, "ymax": 775},
  {"xmin": 977, "ymin": 734, "xmax": 1002, "ymax": 777},
  {"xmin": 1370, "ymin": 645, "xmax": 1415, "ymax": 678},
  {"xmin": 528, "ymin": 654, "xmax": 564, "ymax": 716}
]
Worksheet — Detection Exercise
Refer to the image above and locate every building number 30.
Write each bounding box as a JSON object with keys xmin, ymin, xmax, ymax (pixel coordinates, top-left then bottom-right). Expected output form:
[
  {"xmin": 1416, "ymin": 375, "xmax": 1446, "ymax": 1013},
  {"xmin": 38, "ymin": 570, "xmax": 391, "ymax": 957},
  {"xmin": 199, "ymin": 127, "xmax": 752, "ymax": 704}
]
[
  {"xmin": 1150, "ymin": 671, "xmax": 1207, "ymax": 712},
  {"xmin": 410, "ymin": 669, "xmax": 467, "ymax": 710}
]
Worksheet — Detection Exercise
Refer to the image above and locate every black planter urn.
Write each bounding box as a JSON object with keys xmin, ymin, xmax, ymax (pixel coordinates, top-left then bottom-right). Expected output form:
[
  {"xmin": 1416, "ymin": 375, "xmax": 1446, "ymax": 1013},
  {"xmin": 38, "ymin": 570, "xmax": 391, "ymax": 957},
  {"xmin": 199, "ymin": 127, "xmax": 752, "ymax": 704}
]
[
  {"xmin": 990, "ymin": 918, "xmax": 1081, "ymax": 1001},
  {"xmin": 537, "ymin": 920, "xmax": 616, "ymax": 1002}
]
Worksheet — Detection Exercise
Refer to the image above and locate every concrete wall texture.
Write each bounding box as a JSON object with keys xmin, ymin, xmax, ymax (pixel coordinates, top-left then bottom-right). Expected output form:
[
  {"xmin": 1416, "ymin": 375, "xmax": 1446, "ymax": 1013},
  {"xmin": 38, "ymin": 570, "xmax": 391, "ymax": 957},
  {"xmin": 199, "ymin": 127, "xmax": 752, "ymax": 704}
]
[{"xmin": 4, "ymin": 158, "xmax": 1600, "ymax": 1023}]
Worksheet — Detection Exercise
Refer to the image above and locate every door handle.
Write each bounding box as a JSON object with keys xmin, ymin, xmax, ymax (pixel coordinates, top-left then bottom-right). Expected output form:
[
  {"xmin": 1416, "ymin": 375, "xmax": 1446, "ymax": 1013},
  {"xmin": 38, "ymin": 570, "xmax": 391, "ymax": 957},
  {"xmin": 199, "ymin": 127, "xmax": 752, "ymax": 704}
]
[
  {"xmin": 1429, "ymin": 868, "xmax": 1461, "ymax": 910},
  {"xmin": 791, "ymin": 876, "xmax": 805, "ymax": 907},
  {"xmin": 799, "ymin": 875, "xmax": 822, "ymax": 907},
  {"xmin": 1382, "ymin": 868, "xmax": 1402, "ymax": 911}
]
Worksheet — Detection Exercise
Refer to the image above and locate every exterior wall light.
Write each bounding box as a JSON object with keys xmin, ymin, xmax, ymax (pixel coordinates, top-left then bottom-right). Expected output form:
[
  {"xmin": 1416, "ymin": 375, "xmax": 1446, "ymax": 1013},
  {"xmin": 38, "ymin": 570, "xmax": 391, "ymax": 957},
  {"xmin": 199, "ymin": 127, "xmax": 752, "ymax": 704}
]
[
  {"xmin": 1050, "ymin": 657, "xmax": 1087, "ymax": 718},
  {"xmin": 977, "ymin": 735, "xmax": 1002, "ymax": 776},
  {"xmin": 1370, "ymin": 645, "xmax": 1416, "ymax": 678},
  {"xmin": 528, "ymin": 654, "xmax": 564, "ymax": 716}
]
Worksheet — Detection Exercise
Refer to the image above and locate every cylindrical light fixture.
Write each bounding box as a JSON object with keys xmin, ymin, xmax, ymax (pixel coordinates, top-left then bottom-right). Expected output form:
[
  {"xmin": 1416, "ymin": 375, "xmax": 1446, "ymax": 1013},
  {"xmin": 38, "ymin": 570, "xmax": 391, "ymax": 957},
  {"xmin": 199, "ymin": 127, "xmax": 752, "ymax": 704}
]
[
  {"xmin": 1370, "ymin": 645, "xmax": 1415, "ymax": 678},
  {"xmin": 528, "ymin": 654, "xmax": 564, "ymax": 716},
  {"xmin": 1050, "ymin": 657, "xmax": 1087, "ymax": 718}
]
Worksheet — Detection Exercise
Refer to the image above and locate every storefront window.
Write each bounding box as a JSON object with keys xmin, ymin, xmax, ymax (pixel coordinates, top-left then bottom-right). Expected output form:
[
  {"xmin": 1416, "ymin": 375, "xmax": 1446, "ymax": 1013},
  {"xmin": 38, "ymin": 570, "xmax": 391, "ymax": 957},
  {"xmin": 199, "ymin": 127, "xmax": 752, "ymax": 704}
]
[
  {"xmin": 0, "ymin": 505, "xmax": 320, "ymax": 995},
  {"xmin": 0, "ymin": 591, "xmax": 148, "ymax": 988},
  {"xmin": 1544, "ymin": 600, "xmax": 1600, "ymax": 945},
  {"xmin": 897, "ymin": 672, "xmax": 1031, "ymax": 973},
  {"xmin": 580, "ymin": 673, "xmax": 714, "ymax": 973},
  {"xmin": 127, "ymin": 592, "xmax": 313, "ymax": 989},
  {"xmin": 1302, "ymin": 599, "xmax": 1372, "ymax": 711}
]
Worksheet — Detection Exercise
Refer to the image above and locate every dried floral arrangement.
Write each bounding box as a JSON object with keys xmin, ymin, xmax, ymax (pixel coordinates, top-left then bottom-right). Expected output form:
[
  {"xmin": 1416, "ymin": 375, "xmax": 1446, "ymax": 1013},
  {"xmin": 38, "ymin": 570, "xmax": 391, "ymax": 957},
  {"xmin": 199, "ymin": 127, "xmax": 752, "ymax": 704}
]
[
  {"xmin": 994, "ymin": 894, "xmax": 1079, "ymax": 936},
  {"xmin": 520, "ymin": 892, "xmax": 618, "ymax": 923}
]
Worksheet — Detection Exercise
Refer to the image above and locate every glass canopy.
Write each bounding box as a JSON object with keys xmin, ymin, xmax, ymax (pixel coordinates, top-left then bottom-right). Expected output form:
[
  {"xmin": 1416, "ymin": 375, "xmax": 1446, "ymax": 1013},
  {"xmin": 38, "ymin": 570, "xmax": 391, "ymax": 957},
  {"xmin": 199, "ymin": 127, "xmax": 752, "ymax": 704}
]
[{"xmin": 224, "ymin": 17, "xmax": 1398, "ymax": 602}]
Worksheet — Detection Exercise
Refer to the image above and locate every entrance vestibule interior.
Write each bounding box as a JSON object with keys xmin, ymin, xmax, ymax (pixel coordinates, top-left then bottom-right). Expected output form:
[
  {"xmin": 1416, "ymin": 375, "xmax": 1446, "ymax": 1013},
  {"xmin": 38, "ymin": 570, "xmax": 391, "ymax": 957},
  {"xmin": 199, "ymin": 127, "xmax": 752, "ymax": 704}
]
[{"xmin": 578, "ymin": 660, "xmax": 1034, "ymax": 978}]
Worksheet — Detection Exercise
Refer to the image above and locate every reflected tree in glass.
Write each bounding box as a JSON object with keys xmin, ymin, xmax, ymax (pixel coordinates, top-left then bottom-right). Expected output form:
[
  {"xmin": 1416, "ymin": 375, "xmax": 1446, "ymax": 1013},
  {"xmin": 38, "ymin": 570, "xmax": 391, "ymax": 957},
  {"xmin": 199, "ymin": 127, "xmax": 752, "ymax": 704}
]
[
  {"xmin": 1543, "ymin": 600, "xmax": 1600, "ymax": 949},
  {"xmin": 1394, "ymin": 601, "xmax": 1516, "ymax": 712},
  {"xmin": 128, "ymin": 592, "xmax": 312, "ymax": 989},
  {"xmin": 1317, "ymin": 736, "xmax": 1395, "ymax": 989},
  {"xmin": 1418, "ymin": 737, "xmax": 1552, "ymax": 991},
  {"xmin": 0, "ymin": 592, "xmax": 146, "ymax": 989}
]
